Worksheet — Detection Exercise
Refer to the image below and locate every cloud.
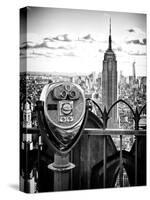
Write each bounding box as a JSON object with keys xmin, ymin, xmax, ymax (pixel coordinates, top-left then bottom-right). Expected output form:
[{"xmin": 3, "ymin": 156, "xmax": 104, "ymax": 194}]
[
  {"xmin": 34, "ymin": 41, "xmax": 49, "ymax": 48},
  {"xmin": 32, "ymin": 42, "xmax": 69, "ymax": 50},
  {"xmin": 120, "ymin": 27, "xmax": 147, "ymax": 56},
  {"xmin": 20, "ymin": 41, "xmax": 35, "ymax": 49},
  {"xmin": 126, "ymin": 38, "xmax": 146, "ymax": 45},
  {"xmin": 113, "ymin": 47, "xmax": 123, "ymax": 52},
  {"xmin": 124, "ymin": 27, "xmax": 146, "ymax": 45},
  {"xmin": 63, "ymin": 52, "xmax": 76, "ymax": 57},
  {"xmin": 20, "ymin": 30, "xmax": 146, "ymax": 61},
  {"xmin": 128, "ymin": 52, "xmax": 146, "ymax": 56},
  {"xmin": 27, "ymin": 50, "xmax": 54, "ymax": 58},
  {"xmin": 57, "ymin": 46, "xmax": 69, "ymax": 50},
  {"xmin": 78, "ymin": 34, "xmax": 95, "ymax": 42},
  {"xmin": 143, "ymin": 38, "xmax": 146, "ymax": 45},
  {"xmin": 53, "ymin": 34, "xmax": 72, "ymax": 42},
  {"xmin": 98, "ymin": 49, "xmax": 104, "ymax": 53},
  {"xmin": 127, "ymin": 29, "xmax": 135, "ymax": 33},
  {"xmin": 20, "ymin": 41, "xmax": 71, "ymax": 50},
  {"xmin": 31, "ymin": 51, "xmax": 48, "ymax": 57},
  {"xmin": 44, "ymin": 37, "xmax": 55, "ymax": 42}
]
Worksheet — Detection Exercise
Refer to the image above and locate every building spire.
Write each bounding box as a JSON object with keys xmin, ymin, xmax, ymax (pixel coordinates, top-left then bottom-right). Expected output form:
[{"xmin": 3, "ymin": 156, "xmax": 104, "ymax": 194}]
[
  {"xmin": 108, "ymin": 18, "xmax": 112, "ymax": 50},
  {"xmin": 109, "ymin": 18, "xmax": 111, "ymax": 36}
]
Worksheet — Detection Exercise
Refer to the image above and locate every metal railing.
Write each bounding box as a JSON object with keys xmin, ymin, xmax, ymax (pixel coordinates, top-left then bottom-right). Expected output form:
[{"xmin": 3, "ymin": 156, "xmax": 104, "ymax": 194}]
[
  {"xmin": 86, "ymin": 99, "xmax": 146, "ymax": 187},
  {"xmin": 20, "ymin": 98, "xmax": 146, "ymax": 189},
  {"xmin": 84, "ymin": 128, "xmax": 146, "ymax": 187},
  {"xmin": 21, "ymin": 127, "xmax": 146, "ymax": 188}
]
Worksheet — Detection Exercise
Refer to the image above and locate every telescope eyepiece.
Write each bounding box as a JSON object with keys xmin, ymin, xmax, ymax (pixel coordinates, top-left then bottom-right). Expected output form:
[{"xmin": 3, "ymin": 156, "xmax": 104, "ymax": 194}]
[{"xmin": 60, "ymin": 90, "xmax": 67, "ymax": 99}]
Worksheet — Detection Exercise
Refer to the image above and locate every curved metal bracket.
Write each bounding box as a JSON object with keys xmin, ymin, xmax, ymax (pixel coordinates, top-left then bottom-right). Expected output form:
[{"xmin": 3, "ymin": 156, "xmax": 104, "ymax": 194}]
[
  {"xmin": 87, "ymin": 98, "xmax": 146, "ymax": 130},
  {"xmin": 108, "ymin": 99, "xmax": 135, "ymax": 116}
]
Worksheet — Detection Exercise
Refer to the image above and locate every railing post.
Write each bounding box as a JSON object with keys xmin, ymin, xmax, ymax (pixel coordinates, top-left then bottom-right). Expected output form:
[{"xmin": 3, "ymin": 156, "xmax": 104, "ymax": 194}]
[
  {"xmin": 103, "ymin": 134, "xmax": 106, "ymax": 188},
  {"xmin": 102, "ymin": 106, "xmax": 109, "ymax": 188},
  {"xmin": 119, "ymin": 135, "xmax": 123, "ymax": 187},
  {"xmin": 134, "ymin": 136, "xmax": 138, "ymax": 186},
  {"xmin": 133, "ymin": 107, "xmax": 140, "ymax": 186}
]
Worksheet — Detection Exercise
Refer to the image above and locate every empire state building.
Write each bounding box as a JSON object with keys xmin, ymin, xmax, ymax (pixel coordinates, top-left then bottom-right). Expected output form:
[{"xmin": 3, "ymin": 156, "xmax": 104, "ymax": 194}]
[{"xmin": 102, "ymin": 19, "xmax": 118, "ymax": 128}]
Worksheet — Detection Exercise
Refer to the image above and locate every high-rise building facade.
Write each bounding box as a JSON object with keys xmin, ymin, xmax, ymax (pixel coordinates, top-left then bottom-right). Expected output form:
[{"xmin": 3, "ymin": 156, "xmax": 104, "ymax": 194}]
[
  {"xmin": 132, "ymin": 61, "xmax": 136, "ymax": 82},
  {"xmin": 102, "ymin": 20, "xmax": 118, "ymax": 128}
]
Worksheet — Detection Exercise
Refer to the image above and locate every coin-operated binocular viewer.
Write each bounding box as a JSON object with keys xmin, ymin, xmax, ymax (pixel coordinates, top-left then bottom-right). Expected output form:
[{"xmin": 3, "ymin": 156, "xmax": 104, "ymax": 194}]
[{"xmin": 37, "ymin": 82, "xmax": 88, "ymax": 172}]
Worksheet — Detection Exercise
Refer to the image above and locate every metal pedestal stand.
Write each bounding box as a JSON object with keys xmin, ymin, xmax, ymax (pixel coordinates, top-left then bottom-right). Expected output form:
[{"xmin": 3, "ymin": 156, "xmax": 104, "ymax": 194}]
[{"xmin": 48, "ymin": 153, "xmax": 75, "ymax": 191}]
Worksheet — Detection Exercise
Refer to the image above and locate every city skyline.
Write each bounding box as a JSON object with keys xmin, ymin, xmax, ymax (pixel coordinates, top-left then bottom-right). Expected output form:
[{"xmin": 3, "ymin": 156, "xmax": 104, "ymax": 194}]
[{"xmin": 20, "ymin": 7, "xmax": 146, "ymax": 76}]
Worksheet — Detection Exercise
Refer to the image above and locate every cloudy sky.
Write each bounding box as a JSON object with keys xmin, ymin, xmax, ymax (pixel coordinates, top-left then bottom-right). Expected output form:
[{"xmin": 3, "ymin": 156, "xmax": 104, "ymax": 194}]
[{"xmin": 20, "ymin": 7, "xmax": 146, "ymax": 76}]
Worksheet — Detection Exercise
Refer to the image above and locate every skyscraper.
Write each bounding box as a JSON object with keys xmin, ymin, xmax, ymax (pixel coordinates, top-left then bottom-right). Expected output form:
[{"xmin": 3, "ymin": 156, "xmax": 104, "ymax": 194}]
[
  {"xmin": 132, "ymin": 61, "xmax": 136, "ymax": 82},
  {"xmin": 102, "ymin": 19, "xmax": 118, "ymax": 128}
]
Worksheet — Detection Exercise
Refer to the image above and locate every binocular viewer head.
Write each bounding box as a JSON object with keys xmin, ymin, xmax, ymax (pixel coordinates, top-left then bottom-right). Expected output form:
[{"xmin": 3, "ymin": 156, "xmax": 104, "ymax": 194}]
[
  {"xmin": 52, "ymin": 83, "xmax": 80, "ymax": 100},
  {"xmin": 38, "ymin": 82, "xmax": 88, "ymax": 154}
]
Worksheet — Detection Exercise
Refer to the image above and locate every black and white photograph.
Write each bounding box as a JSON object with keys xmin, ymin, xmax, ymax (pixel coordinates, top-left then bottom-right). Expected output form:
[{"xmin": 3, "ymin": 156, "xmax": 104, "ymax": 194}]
[{"xmin": 20, "ymin": 6, "xmax": 146, "ymax": 193}]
